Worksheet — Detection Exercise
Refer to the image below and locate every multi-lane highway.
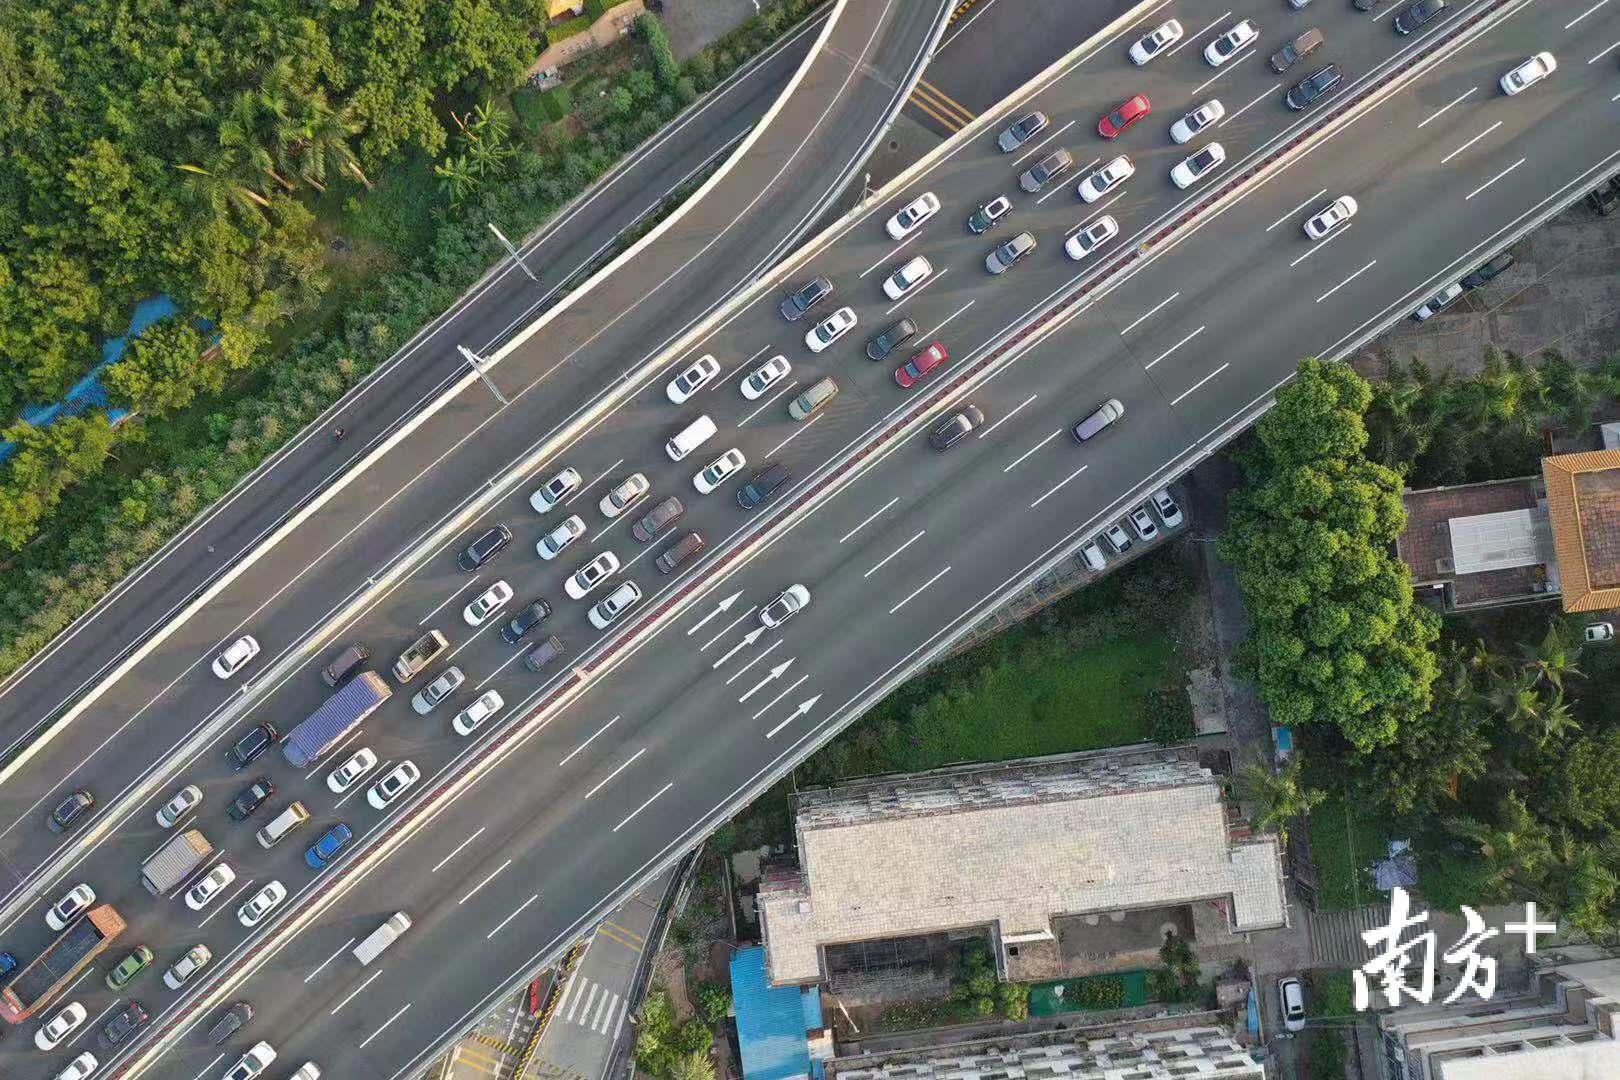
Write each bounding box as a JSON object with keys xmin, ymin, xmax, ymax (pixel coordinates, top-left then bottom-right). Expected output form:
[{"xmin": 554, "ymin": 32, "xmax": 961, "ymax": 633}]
[{"xmin": 5, "ymin": 0, "xmax": 1617, "ymax": 1077}]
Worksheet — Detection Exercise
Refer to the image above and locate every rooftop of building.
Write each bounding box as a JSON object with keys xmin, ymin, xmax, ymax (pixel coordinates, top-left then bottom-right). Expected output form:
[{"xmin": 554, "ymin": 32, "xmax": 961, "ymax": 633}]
[
  {"xmin": 1396, "ymin": 477, "xmax": 1555, "ymax": 610},
  {"xmin": 1544, "ymin": 450, "xmax": 1620, "ymax": 612}
]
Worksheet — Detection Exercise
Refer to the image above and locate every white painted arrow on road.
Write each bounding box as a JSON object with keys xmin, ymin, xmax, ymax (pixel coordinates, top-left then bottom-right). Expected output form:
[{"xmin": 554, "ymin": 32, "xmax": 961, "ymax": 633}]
[
  {"xmin": 711, "ymin": 626, "xmax": 765, "ymax": 669},
  {"xmin": 739, "ymin": 659, "xmax": 794, "ymax": 703},
  {"xmin": 687, "ymin": 590, "xmax": 744, "ymax": 636},
  {"xmin": 766, "ymin": 693, "xmax": 822, "ymax": 738}
]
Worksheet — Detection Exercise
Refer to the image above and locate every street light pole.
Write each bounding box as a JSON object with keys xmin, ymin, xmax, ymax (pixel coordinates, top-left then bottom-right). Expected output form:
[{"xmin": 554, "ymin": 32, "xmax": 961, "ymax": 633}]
[
  {"xmin": 487, "ymin": 222, "xmax": 539, "ymax": 282},
  {"xmin": 457, "ymin": 345, "xmax": 510, "ymax": 406}
]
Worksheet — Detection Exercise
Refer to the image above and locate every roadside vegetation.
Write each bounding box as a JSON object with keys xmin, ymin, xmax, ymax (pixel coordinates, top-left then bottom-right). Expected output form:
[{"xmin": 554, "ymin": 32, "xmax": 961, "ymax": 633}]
[{"xmin": 0, "ymin": 1, "xmax": 824, "ymax": 686}]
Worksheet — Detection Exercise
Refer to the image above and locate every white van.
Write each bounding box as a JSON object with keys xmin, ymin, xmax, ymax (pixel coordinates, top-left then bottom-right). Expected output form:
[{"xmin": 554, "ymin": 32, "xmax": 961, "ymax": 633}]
[
  {"xmin": 665, "ymin": 415, "xmax": 717, "ymax": 462},
  {"xmin": 254, "ymin": 801, "xmax": 310, "ymax": 849},
  {"xmin": 353, "ymin": 911, "xmax": 412, "ymax": 966}
]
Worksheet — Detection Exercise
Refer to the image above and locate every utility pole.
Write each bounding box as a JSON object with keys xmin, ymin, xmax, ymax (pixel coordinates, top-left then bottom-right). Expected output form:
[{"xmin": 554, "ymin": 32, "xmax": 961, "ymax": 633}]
[
  {"xmin": 457, "ymin": 345, "xmax": 510, "ymax": 406},
  {"xmin": 487, "ymin": 222, "xmax": 539, "ymax": 282}
]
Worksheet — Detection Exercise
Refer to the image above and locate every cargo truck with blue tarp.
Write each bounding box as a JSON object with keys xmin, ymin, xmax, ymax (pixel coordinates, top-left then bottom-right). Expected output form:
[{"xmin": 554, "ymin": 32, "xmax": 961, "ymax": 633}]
[{"xmin": 281, "ymin": 670, "xmax": 391, "ymax": 768}]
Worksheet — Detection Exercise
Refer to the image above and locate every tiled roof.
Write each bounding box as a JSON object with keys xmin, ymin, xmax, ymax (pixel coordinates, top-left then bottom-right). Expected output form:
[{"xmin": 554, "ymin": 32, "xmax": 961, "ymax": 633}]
[{"xmin": 1542, "ymin": 450, "xmax": 1620, "ymax": 612}]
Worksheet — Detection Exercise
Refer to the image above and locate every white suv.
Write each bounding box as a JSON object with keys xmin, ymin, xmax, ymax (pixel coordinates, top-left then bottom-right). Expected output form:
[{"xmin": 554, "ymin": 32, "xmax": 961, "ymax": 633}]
[
  {"xmin": 589, "ymin": 582, "xmax": 643, "ymax": 630},
  {"xmin": 368, "ymin": 761, "xmax": 421, "ymax": 810}
]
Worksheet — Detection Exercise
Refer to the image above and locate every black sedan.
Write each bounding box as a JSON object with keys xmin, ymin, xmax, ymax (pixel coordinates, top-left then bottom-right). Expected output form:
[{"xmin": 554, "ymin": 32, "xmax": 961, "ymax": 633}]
[
  {"xmin": 227, "ymin": 777, "xmax": 275, "ymax": 821},
  {"xmin": 47, "ymin": 789, "xmax": 94, "ymax": 834},
  {"xmin": 225, "ymin": 722, "xmax": 277, "ymax": 770},
  {"xmin": 1393, "ymin": 0, "xmax": 1446, "ymax": 34},
  {"xmin": 501, "ymin": 599, "xmax": 554, "ymax": 645},
  {"xmin": 99, "ymin": 1001, "xmax": 150, "ymax": 1048},
  {"xmin": 928, "ymin": 405, "xmax": 985, "ymax": 451},
  {"xmin": 778, "ymin": 275, "xmax": 833, "ymax": 322},
  {"xmin": 456, "ymin": 523, "xmax": 513, "ymax": 572}
]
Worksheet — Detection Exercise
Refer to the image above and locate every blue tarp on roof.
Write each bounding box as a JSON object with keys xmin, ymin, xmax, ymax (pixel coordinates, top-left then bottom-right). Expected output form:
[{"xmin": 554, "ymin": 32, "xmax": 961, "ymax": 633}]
[{"xmin": 731, "ymin": 946, "xmax": 822, "ymax": 1080}]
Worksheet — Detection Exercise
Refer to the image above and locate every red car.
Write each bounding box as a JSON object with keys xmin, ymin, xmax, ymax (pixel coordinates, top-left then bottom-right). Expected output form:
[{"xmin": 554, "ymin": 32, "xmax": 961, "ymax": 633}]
[
  {"xmin": 895, "ymin": 341, "xmax": 948, "ymax": 389},
  {"xmin": 1097, "ymin": 94, "xmax": 1151, "ymax": 139}
]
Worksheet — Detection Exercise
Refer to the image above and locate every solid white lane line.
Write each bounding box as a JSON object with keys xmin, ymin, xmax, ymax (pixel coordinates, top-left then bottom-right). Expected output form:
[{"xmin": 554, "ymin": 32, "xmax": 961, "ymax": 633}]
[
  {"xmin": 189, "ymin": 1056, "xmax": 226, "ymax": 1080},
  {"xmin": 1465, "ymin": 158, "xmax": 1525, "ymax": 201},
  {"xmin": 1171, "ymin": 363, "xmax": 1232, "ymax": 407},
  {"xmin": 979, "ymin": 394, "xmax": 1037, "ymax": 438},
  {"xmin": 737, "ymin": 380, "xmax": 800, "ymax": 427},
  {"xmin": 1031, "ymin": 465, "xmax": 1089, "ymax": 509},
  {"xmin": 1316, "ymin": 260, "xmax": 1378, "ymax": 304},
  {"xmin": 883, "ymin": 267, "xmax": 948, "ymax": 316},
  {"xmin": 1167, "ymin": 12, "xmax": 1231, "ymax": 59},
  {"xmin": 1589, "ymin": 39, "xmax": 1620, "ymax": 64},
  {"xmin": 613, "ymin": 782, "xmax": 673, "ymax": 833},
  {"xmin": 486, "ymin": 893, "xmax": 541, "ymax": 939},
  {"xmin": 430, "ymin": 827, "xmax": 487, "ymax": 872},
  {"xmin": 724, "ymin": 639, "xmax": 783, "ymax": 686},
  {"xmin": 1417, "ymin": 85, "xmax": 1477, "ymax": 129},
  {"xmin": 475, "ymin": 644, "xmax": 531, "ymax": 689},
  {"xmin": 1192, "ymin": 56, "xmax": 1245, "ymax": 99},
  {"xmin": 700, "ymin": 608, "xmax": 757, "ymax": 652},
  {"xmin": 756, "ymin": 674, "xmax": 811, "ymax": 726},
  {"xmin": 722, "ymin": 346, "xmax": 771, "ymax": 385},
  {"xmin": 1570, "ymin": 0, "xmax": 1614, "ymax": 30},
  {"xmin": 889, "ymin": 566, "xmax": 951, "ymax": 615},
  {"xmin": 1221, "ymin": 85, "xmax": 1275, "ymax": 127},
  {"xmin": 418, "ymin": 576, "xmax": 480, "ymax": 626},
  {"xmin": 925, "ymin": 299, "xmax": 976, "ymax": 339},
  {"xmin": 763, "ymin": 412, "xmax": 824, "ymax": 458},
  {"xmin": 1004, "ymin": 430, "xmax": 1064, "ymax": 473},
  {"xmin": 305, "ymin": 937, "xmax": 356, "ymax": 983},
  {"xmin": 584, "ymin": 749, "xmax": 646, "ymax": 799},
  {"xmin": 1120, "ymin": 292, "xmax": 1180, "ymax": 335},
  {"xmin": 459, "ymin": 858, "xmax": 513, "ymax": 904},
  {"xmin": 566, "ymin": 460, "xmax": 623, "ymax": 506},
  {"xmin": 1144, "ymin": 325, "xmax": 1205, "ymax": 369},
  {"xmin": 864, "ymin": 531, "xmax": 927, "ymax": 579},
  {"xmin": 860, "ymin": 237, "xmax": 916, "ymax": 278},
  {"xmin": 1289, "ymin": 224, "xmax": 1352, "ymax": 267},
  {"xmin": 198, "ymin": 877, "xmax": 257, "ymax": 929},
  {"xmin": 1266, "ymin": 189, "xmax": 1326, "ymax": 232},
  {"xmin": 840, "ymin": 498, "xmax": 899, "ymax": 543},
  {"xmin": 359, "ymin": 1003, "xmax": 410, "ymax": 1049},
  {"xmin": 1440, "ymin": 120, "xmax": 1502, "ymax": 165},
  {"xmin": 330, "ymin": 970, "xmax": 383, "ymax": 1015}
]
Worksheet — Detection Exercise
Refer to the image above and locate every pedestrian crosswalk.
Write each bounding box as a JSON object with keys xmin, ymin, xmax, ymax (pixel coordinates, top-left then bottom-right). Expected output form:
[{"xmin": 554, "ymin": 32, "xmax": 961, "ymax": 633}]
[{"xmin": 555, "ymin": 973, "xmax": 630, "ymax": 1038}]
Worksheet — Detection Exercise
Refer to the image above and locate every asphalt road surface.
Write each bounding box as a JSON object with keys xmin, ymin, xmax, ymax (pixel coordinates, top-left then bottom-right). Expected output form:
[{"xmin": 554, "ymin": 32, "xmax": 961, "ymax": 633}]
[{"xmin": 6, "ymin": 0, "xmax": 1615, "ymax": 1077}]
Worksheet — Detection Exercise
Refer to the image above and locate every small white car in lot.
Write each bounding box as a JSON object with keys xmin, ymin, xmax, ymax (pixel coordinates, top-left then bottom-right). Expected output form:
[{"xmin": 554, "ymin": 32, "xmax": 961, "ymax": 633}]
[
  {"xmin": 411, "ymin": 666, "xmax": 464, "ymax": 714},
  {"xmin": 212, "ymin": 635, "xmax": 260, "ymax": 679},
  {"xmin": 368, "ymin": 760, "xmax": 421, "ymax": 810},
  {"xmin": 885, "ymin": 191, "xmax": 940, "ymax": 239},
  {"xmin": 882, "ymin": 256, "xmax": 933, "ymax": 300},
  {"xmin": 453, "ymin": 690, "xmax": 505, "ymax": 736},
  {"xmin": 565, "ymin": 551, "xmax": 621, "ymax": 600},
  {"xmin": 1304, "ymin": 195, "xmax": 1357, "ymax": 240},
  {"xmin": 529, "ymin": 467, "xmax": 581, "ymax": 514},
  {"xmin": 1064, "ymin": 215, "xmax": 1118, "ymax": 261},
  {"xmin": 589, "ymin": 581, "xmax": 644, "ymax": 630},
  {"xmin": 1151, "ymin": 489, "xmax": 1183, "ymax": 529},
  {"xmin": 694, "ymin": 449, "xmax": 746, "ymax": 494},
  {"xmin": 665, "ymin": 354, "xmax": 721, "ymax": 405},
  {"xmin": 1171, "ymin": 143, "xmax": 1225, "ymax": 189},
  {"xmin": 804, "ymin": 306, "xmax": 856, "ymax": 353},
  {"xmin": 1129, "ymin": 19, "xmax": 1183, "ymax": 65},
  {"xmin": 185, "ymin": 862, "xmax": 237, "ymax": 911},
  {"xmin": 599, "ymin": 473, "xmax": 650, "ymax": 518},
  {"xmin": 238, "ymin": 880, "xmax": 287, "ymax": 928},
  {"xmin": 46, "ymin": 883, "xmax": 96, "ymax": 931},
  {"xmin": 1171, "ymin": 100, "xmax": 1224, "ymax": 144},
  {"xmin": 156, "ymin": 783, "xmax": 203, "ymax": 828},
  {"xmin": 741, "ymin": 355, "xmax": 791, "ymax": 400},
  {"xmin": 36, "ymin": 1001, "xmax": 88, "ymax": 1050},
  {"xmin": 1279, "ymin": 976, "xmax": 1307, "ymax": 1031},
  {"xmin": 327, "ymin": 747, "xmax": 378, "ymax": 794},
  {"xmin": 759, "ymin": 584, "xmax": 811, "ymax": 629},
  {"xmin": 1128, "ymin": 505, "xmax": 1159, "ymax": 542},
  {"xmin": 537, "ymin": 514, "xmax": 587, "ymax": 560},
  {"xmin": 1500, "ymin": 52, "xmax": 1555, "ymax": 95},
  {"xmin": 1412, "ymin": 282, "xmax": 1464, "ymax": 321},
  {"xmin": 1204, "ymin": 20, "xmax": 1257, "ymax": 67},
  {"xmin": 1103, "ymin": 522, "xmax": 1133, "ymax": 553},
  {"xmin": 463, "ymin": 580, "xmax": 514, "ymax": 627},
  {"xmin": 1584, "ymin": 622, "xmax": 1614, "ymax": 644},
  {"xmin": 1078, "ymin": 155, "xmax": 1134, "ymax": 202}
]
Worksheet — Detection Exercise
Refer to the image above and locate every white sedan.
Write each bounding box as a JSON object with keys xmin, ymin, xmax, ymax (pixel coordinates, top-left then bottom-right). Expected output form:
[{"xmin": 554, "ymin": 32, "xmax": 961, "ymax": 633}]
[
  {"xmin": 212, "ymin": 635, "xmax": 260, "ymax": 679},
  {"xmin": 589, "ymin": 581, "xmax": 644, "ymax": 630},
  {"xmin": 694, "ymin": 449, "xmax": 746, "ymax": 494},
  {"xmin": 536, "ymin": 515, "xmax": 586, "ymax": 560},
  {"xmin": 225, "ymin": 1043, "xmax": 278, "ymax": 1080},
  {"xmin": 740, "ymin": 354, "xmax": 791, "ymax": 400},
  {"xmin": 1204, "ymin": 20, "xmax": 1257, "ymax": 67},
  {"xmin": 759, "ymin": 585, "xmax": 811, "ymax": 629},
  {"xmin": 367, "ymin": 760, "xmax": 421, "ymax": 810},
  {"xmin": 1078, "ymin": 155, "xmax": 1134, "ymax": 202},
  {"xmin": 882, "ymin": 256, "xmax": 933, "ymax": 300},
  {"xmin": 463, "ymin": 580, "xmax": 514, "ymax": 626},
  {"xmin": 36, "ymin": 1001, "xmax": 88, "ymax": 1050},
  {"xmin": 528, "ymin": 467, "xmax": 581, "ymax": 514},
  {"xmin": 884, "ymin": 191, "xmax": 940, "ymax": 239},
  {"xmin": 184, "ymin": 862, "xmax": 237, "ymax": 911},
  {"xmin": 565, "ymin": 551, "xmax": 621, "ymax": 600},
  {"xmin": 1304, "ymin": 195, "xmax": 1358, "ymax": 240},
  {"xmin": 327, "ymin": 747, "xmax": 378, "ymax": 794},
  {"xmin": 804, "ymin": 306, "xmax": 856, "ymax": 353},
  {"xmin": 1129, "ymin": 19, "xmax": 1183, "ymax": 65},
  {"xmin": 238, "ymin": 880, "xmax": 287, "ymax": 927},
  {"xmin": 1171, "ymin": 100, "xmax": 1224, "ymax": 144},
  {"xmin": 453, "ymin": 690, "xmax": 505, "ymax": 736},
  {"xmin": 54, "ymin": 1052, "xmax": 99, "ymax": 1080},
  {"xmin": 1064, "ymin": 215, "xmax": 1118, "ymax": 261},
  {"xmin": 156, "ymin": 783, "xmax": 203, "ymax": 828},
  {"xmin": 665, "ymin": 354, "xmax": 721, "ymax": 404},
  {"xmin": 1500, "ymin": 52, "xmax": 1555, "ymax": 95},
  {"xmin": 1171, "ymin": 143, "xmax": 1225, "ymax": 189},
  {"xmin": 46, "ymin": 883, "xmax": 95, "ymax": 931},
  {"xmin": 599, "ymin": 473, "xmax": 650, "ymax": 518}
]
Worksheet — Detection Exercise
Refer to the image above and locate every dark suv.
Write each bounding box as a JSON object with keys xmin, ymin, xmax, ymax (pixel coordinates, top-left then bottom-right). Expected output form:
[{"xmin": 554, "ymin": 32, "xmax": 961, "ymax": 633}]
[
  {"xmin": 631, "ymin": 496, "xmax": 685, "ymax": 543},
  {"xmin": 929, "ymin": 406, "xmax": 985, "ymax": 451},
  {"xmin": 1460, "ymin": 253, "xmax": 1515, "ymax": 289},
  {"xmin": 738, "ymin": 463, "xmax": 790, "ymax": 511},
  {"xmin": 500, "ymin": 599, "xmax": 553, "ymax": 645},
  {"xmin": 227, "ymin": 777, "xmax": 275, "ymax": 821},
  {"xmin": 866, "ymin": 318, "xmax": 918, "ymax": 362},
  {"xmin": 1286, "ymin": 64, "xmax": 1342, "ymax": 110},
  {"xmin": 1393, "ymin": 0, "xmax": 1447, "ymax": 34},
  {"xmin": 226, "ymin": 723, "xmax": 278, "ymax": 770},
  {"xmin": 208, "ymin": 1002, "xmax": 254, "ymax": 1045},
  {"xmin": 47, "ymin": 789, "xmax": 95, "ymax": 834},
  {"xmin": 457, "ymin": 523, "xmax": 513, "ymax": 572},
  {"xmin": 778, "ymin": 276, "xmax": 833, "ymax": 322},
  {"xmin": 99, "ymin": 1001, "xmax": 150, "ymax": 1048}
]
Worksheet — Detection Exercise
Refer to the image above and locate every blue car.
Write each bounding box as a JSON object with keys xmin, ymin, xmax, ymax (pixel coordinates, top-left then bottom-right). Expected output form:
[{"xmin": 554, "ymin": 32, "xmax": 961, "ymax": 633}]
[
  {"xmin": 0, "ymin": 952, "xmax": 15, "ymax": 978},
  {"xmin": 305, "ymin": 823, "xmax": 353, "ymax": 870}
]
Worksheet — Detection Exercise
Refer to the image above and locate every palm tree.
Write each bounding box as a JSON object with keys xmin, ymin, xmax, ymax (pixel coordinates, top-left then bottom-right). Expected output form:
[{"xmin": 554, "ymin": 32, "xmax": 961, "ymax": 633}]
[
  {"xmin": 1522, "ymin": 619, "xmax": 1582, "ymax": 694},
  {"xmin": 174, "ymin": 143, "xmax": 272, "ymax": 221},
  {"xmin": 1542, "ymin": 830, "xmax": 1620, "ymax": 939},
  {"xmin": 668, "ymin": 1050, "xmax": 716, "ymax": 1080},
  {"xmin": 1237, "ymin": 757, "xmax": 1324, "ymax": 846},
  {"xmin": 1450, "ymin": 794, "xmax": 1552, "ymax": 899}
]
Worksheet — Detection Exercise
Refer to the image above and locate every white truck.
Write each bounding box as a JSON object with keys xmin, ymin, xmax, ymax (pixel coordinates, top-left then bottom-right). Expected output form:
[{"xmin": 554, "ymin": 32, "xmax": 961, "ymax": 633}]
[{"xmin": 352, "ymin": 912, "xmax": 411, "ymax": 966}]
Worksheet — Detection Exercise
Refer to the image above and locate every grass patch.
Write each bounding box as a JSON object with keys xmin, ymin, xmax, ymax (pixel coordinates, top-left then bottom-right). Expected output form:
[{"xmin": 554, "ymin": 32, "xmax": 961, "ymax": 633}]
[
  {"xmin": 336, "ymin": 156, "xmax": 444, "ymax": 261},
  {"xmin": 1307, "ymin": 789, "xmax": 1392, "ymax": 912}
]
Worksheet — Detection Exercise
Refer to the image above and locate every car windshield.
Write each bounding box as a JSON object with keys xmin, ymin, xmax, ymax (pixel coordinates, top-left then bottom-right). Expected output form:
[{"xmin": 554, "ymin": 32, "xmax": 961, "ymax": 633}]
[{"xmin": 1193, "ymin": 150, "xmax": 1214, "ymax": 169}]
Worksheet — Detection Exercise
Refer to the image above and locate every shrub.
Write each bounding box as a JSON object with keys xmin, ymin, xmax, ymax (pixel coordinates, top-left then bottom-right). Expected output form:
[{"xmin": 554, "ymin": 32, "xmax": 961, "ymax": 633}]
[
  {"xmin": 638, "ymin": 13, "xmax": 680, "ymax": 88},
  {"xmin": 693, "ymin": 981, "xmax": 732, "ymax": 1025},
  {"xmin": 997, "ymin": 982, "xmax": 1030, "ymax": 1021}
]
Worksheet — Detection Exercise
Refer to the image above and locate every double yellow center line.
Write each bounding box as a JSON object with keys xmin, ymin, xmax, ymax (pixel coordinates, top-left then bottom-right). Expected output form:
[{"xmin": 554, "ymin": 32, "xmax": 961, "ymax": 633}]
[{"xmin": 910, "ymin": 78, "xmax": 976, "ymax": 132}]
